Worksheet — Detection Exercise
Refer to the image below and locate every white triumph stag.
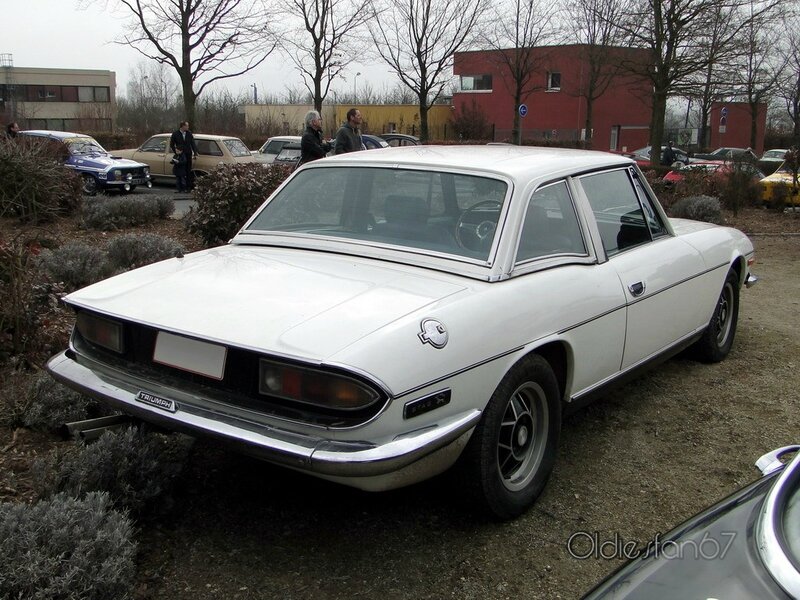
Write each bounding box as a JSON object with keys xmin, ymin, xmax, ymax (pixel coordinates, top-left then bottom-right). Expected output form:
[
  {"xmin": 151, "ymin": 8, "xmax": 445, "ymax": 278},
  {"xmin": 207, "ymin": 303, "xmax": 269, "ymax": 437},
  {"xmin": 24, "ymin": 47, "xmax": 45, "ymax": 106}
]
[{"xmin": 47, "ymin": 145, "xmax": 757, "ymax": 519}]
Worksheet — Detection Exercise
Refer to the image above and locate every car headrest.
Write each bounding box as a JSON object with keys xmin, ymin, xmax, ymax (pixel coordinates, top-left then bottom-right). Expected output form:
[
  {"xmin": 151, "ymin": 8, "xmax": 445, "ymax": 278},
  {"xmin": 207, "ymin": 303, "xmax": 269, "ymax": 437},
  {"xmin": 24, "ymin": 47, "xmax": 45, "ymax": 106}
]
[{"xmin": 384, "ymin": 195, "xmax": 428, "ymax": 225}]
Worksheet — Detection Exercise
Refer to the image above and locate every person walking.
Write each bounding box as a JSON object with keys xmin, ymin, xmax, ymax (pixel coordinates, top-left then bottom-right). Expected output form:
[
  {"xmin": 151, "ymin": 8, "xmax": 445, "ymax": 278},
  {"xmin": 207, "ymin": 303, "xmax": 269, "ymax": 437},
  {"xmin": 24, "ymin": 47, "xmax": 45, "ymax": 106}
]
[
  {"xmin": 169, "ymin": 121, "xmax": 199, "ymax": 187},
  {"xmin": 300, "ymin": 110, "xmax": 332, "ymax": 165},
  {"xmin": 333, "ymin": 108, "xmax": 363, "ymax": 154}
]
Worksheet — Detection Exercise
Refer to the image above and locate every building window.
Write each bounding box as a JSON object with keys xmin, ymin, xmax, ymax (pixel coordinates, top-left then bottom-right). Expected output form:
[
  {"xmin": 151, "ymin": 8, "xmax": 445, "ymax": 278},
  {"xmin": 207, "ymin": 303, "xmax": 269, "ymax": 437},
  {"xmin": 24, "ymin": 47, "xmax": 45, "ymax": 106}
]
[
  {"xmin": 460, "ymin": 74, "xmax": 492, "ymax": 92},
  {"xmin": 547, "ymin": 72, "xmax": 561, "ymax": 91},
  {"xmin": 78, "ymin": 86, "xmax": 110, "ymax": 102}
]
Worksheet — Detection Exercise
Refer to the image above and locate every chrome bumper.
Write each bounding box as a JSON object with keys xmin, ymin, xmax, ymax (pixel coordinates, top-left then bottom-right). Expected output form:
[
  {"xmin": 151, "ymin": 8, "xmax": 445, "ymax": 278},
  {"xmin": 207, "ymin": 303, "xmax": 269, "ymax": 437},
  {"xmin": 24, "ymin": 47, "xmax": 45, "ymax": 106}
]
[
  {"xmin": 46, "ymin": 351, "xmax": 480, "ymax": 479},
  {"xmin": 746, "ymin": 273, "xmax": 758, "ymax": 288}
]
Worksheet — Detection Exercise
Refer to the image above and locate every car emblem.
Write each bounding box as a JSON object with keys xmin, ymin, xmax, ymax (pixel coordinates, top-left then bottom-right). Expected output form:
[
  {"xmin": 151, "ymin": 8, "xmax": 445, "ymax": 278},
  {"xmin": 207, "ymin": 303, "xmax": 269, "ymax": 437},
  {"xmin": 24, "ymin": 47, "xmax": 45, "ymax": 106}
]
[{"xmin": 418, "ymin": 319, "xmax": 448, "ymax": 349}]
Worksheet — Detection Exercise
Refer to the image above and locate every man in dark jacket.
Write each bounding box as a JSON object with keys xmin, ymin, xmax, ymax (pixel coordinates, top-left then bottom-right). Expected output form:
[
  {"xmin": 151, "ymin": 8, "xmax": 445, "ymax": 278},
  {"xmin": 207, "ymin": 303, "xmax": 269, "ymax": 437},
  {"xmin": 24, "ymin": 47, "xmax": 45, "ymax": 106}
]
[
  {"xmin": 334, "ymin": 108, "xmax": 363, "ymax": 154},
  {"xmin": 169, "ymin": 121, "xmax": 199, "ymax": 187},
  {"xmin": 4, "ymin": 122, "xmax": 19, "ymax": 140},
  {"xmin": 300, "ymin": 110, "xmax": 332, "ymax": 165}
]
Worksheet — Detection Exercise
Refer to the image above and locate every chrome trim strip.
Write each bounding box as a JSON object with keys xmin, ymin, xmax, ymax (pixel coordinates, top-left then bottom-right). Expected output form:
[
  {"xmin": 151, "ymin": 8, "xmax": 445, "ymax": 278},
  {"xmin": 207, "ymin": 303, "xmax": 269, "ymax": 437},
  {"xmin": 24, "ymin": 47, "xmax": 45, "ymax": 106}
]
[
  {"xmin": 624, "ymin": 261, "xmax": 729, "ymax": 306},
  {"xmin": 756, "ymin": 449, "xmax": 800, "ymax": 598},
  {"xmin": 46, "ymin": 351, "xmax": 480, "ymax": 478}
]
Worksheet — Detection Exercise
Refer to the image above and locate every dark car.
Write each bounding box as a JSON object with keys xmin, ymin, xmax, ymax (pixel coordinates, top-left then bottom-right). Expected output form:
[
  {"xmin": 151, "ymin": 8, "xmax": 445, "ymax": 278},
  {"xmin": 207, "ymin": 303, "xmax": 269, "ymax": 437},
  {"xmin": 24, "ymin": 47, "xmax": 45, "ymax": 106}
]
[
  {"xmin": 362, "ymin": 134, "xmax": 391, "ymax": 150},
  {"xmin": 582, "ymin": 445, "xmax": 800, "ymax": 599},
  {"xmin": 379, "ymin": 133, "xmax": 420, "ymax": 147},
  {"xmin": 692, "ymin": 147, "xmax": 758, "ymax": 162},
  {"xmin": 273, "ymin": 142, "xmax": 302, "ymax": 168},
  {"xmin": 19, "ymin": 130, "xmax": 152, "ymax": 195},
  {"xmin": 630, "ymin": 145, "xmax": 689, "ymax": 167}
]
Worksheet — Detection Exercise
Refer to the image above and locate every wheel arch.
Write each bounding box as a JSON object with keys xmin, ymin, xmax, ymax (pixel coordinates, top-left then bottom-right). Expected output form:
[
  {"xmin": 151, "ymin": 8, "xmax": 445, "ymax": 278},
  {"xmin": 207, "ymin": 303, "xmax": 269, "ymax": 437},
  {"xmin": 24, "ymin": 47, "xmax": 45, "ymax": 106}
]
[
  {"xmin": 730, "ymin": 255, "xmax": 745, "ymax": 287},
  {"xmin": 523, "ymin": 341, "xmax": 570, "ymax": 406}
]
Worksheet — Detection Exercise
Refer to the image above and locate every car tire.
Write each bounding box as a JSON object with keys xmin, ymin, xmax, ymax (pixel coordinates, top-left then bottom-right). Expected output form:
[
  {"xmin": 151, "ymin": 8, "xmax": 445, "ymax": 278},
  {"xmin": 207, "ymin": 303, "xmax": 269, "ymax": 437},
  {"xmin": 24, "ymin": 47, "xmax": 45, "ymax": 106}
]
[
  {"xmin": 462, "ymin": 354, "xmax": 561, "ymax": 520},
  {"xmin": 691, "ymin": 268, "xmax": 739, "ymax": 363},
  {"xmin": 81, "ymin": 174, "xmax": 98, "ymax": 196}
]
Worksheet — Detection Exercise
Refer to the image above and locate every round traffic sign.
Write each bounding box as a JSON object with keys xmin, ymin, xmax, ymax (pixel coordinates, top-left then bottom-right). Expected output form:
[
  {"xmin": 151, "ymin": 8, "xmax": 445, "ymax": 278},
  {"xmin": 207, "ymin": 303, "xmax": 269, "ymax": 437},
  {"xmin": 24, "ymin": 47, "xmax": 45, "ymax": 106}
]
[
  {"xmin": 518, "ymin": 104, "xmax": 528, "ymax": 117},
  {"xmin": 721, "ymin": 106, "xmax": 728, "ymax": 118}
]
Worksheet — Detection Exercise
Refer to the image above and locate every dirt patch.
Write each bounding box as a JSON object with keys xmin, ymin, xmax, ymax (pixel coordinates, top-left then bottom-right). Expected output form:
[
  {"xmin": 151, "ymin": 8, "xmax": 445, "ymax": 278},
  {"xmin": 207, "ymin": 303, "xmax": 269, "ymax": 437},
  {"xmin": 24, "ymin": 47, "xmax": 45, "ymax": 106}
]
[{"xmin": 1, "ymin": 203, "xmax": 798, "ymax": 600}]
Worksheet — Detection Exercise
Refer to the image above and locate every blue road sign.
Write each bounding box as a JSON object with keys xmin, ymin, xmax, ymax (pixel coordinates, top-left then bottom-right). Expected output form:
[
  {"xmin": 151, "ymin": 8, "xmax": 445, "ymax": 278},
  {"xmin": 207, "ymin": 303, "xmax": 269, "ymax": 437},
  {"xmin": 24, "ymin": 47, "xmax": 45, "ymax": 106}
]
[
  {"xmin": 519, "ymin": 104, "xmax": 528, "ymax": 117},
  {"xmin": 721, "ymin": 106, "xmax": 728, "ymax": 118}
]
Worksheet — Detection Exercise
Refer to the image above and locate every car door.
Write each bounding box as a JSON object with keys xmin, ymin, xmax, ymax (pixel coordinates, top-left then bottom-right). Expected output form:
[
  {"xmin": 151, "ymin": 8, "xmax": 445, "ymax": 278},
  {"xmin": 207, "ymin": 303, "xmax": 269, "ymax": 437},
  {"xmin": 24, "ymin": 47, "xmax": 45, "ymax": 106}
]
[
  {"xmin": 578, "ymin": 168, "xmax": 709, "ymax": 370},
  {"xmin": 193, "ymin": 138, "xmax": 224, "ymax": 174},
  {"xmin": 132, "ymin": 136, "xmax": 169, "ymax": 176}
]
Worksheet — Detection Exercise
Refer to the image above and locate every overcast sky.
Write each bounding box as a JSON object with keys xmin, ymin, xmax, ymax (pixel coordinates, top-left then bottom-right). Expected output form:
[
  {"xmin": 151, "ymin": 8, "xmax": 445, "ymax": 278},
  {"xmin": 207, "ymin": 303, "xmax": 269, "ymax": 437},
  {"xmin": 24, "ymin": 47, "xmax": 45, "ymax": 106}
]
[{"xmin": 5, "ymin": 0, "xmax": 399, "ymax": 101}]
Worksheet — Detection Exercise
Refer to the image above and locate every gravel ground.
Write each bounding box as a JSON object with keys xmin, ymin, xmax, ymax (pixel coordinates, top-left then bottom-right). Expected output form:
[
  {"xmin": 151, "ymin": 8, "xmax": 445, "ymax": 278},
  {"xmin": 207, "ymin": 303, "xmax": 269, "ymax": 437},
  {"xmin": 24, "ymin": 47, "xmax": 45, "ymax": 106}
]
[{"xmin": 1, "ymin": 206, "xmax": 797, "ymax": 600}]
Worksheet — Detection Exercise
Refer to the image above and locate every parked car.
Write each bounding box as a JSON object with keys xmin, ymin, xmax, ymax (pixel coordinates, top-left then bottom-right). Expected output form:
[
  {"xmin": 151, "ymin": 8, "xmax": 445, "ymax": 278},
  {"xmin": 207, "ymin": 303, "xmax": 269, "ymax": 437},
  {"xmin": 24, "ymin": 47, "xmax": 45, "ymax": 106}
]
[
  {"xmin": 115, "ymin": 133, "xmax": 254, "ymax": 184},
  {"xmin": 46, "ymin": 145, "xmax": 757, "ymax": 519},
  {"xmin": 759, "ymin": 162, "xmax": 800, "ymax": 207},
  {"xmin": 663, "ymin": 160, "xmax": 764, "ymax": 187},
  {"xmin": 630, "ymin": 145, "xmax": 689, "ymax": 167},
  {"xmin": 691, "ymin": 146, "xmax": 758, "ymax": 162},
  {"xmin": 273, "ymin": 141, "xmax": 302, "ymax": 168},
  {"xmin": 582, "ymin": 445, "xmax": 800, "ymax": 599},
  {"xmin": 18, "ymin": 130, "xmax": 152, "ymax": 195},
  {"xmin": 758, "ymin": 148, "xmax": 789, "ymax": 175},
  {"xmin": 379, "ymin": 133, "xmax": 421, "ymax": 147},
  {"xmin": 254, "ymin": 135, "xmax": 301, "ymax": 164},
  {"xmin": 362, "ymin": 133, "xmax": 390, "ymax": 150}
]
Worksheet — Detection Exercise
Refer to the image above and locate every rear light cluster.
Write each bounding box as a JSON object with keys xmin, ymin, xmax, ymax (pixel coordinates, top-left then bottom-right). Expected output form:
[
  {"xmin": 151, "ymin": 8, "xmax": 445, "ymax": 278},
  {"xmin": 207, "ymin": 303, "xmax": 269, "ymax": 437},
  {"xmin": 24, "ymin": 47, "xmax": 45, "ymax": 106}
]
[
  {"xmin": 76, "ymin": 311, "xmax": 124, "ymax": 354},
  {"xmin": 259, "ymin": 359, "xmax": 381, "ymax": 411}
]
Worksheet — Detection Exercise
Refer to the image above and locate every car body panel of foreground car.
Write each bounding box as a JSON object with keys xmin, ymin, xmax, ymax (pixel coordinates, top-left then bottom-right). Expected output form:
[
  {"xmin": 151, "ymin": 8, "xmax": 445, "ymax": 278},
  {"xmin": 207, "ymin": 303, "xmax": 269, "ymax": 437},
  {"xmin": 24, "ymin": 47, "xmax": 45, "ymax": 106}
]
[
  {"xmin": 582, "ymin": 445, "xmax": 800, "ymax": 599},
  {"xmin": 115, "ymin": 133, "xmax": 254, "ymax": 182},
  {"xmin": 46, "ymin": 145, "xmax": 757, "ymax": 518},
  {"xmin": 19, "ymin": 130, "xmax": 151, "ymax": 195}
]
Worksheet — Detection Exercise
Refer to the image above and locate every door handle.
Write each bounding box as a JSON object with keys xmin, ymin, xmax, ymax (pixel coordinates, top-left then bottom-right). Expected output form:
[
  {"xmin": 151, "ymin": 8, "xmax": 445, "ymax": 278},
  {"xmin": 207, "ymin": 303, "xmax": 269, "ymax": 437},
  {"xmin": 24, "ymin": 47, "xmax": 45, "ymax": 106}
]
[{"xmin": 628, "ymin": 281, "xmax": 646, "ymax": 297}]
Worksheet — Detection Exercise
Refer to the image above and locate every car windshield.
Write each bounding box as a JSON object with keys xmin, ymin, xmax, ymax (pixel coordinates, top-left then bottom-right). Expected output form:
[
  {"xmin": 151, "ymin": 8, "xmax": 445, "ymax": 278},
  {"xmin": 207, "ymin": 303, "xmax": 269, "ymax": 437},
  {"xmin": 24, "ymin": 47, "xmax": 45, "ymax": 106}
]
[
  {"xmin": 222, "ymin": 138, "xmax": 251, "ymax": 157},
  {"xmin": 244, "ymin": 166, "xmax": 509, "ymax": 261},
  {"xmin": 66, "ymin": 137, "xmax": 106, "ymax": 155}
]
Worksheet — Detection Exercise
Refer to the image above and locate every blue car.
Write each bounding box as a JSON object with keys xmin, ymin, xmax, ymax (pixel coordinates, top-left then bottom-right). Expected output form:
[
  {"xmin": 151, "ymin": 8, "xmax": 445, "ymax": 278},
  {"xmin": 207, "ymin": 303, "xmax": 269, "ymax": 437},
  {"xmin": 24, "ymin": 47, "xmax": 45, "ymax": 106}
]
[{"xmin": 19, "ymin": 130, "xmax": 152, "ymax": 195}]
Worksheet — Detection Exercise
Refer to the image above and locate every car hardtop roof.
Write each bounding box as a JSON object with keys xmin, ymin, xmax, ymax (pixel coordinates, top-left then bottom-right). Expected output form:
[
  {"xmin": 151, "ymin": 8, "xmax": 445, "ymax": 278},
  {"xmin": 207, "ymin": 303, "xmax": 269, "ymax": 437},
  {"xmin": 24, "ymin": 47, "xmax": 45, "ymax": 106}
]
[
  {"xmin": 267, "ymin": 135, "xmax": 301, "ymax": 141},
  {"xmin": 149, "ymin": 132, "xmax": 244, "ymax": 141},
  {"xmin": 312, "ymin": 144, "xmax": 634, "ymax": 179},
  {"xmin": 21, "ymin": 130, "xmax": 92, "ymax": 139}
]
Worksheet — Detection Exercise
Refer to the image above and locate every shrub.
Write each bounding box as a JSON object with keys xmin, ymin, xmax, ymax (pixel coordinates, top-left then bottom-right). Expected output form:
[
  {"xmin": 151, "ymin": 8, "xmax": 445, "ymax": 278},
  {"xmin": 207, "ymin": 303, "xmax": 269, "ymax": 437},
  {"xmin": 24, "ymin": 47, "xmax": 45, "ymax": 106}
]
[
  {"xmin": 0, "ymin": 235, "xmax": 71, "ymax": 365},
  {"xmin": 106, "ymin": 232, "xmax": 185, "ymax": 271},
  {"xmin": 0, "ymin": 492, "xmax": 136, "ymax": 600},
  {"xmin": 0, "ymin": 138, "xmax": 83, "ymax": 223},
  {"xmin": 37, "ymin": 241, "xmax": 112, "ymax": 291},
  {"xmin": 153, "ymin": 195, "xmax": 176, "ymax": 219},
  {"xmin": 81, "ymin": 195, "xmax": 164, "ymax": 230},
  {"xmin": 186, "ymin": 162, "xmax": 292, "ymax": 247},
  {"xmin": 21, "ymin": 372, "xmax": 109, "ymax": 433},
  {"xmin": 33, "ymin": 426, "xmax": 190, "ymax": 515},
  {"xmin": 669, "ymin": 195, "xmax": 722, "ymax": 224}
]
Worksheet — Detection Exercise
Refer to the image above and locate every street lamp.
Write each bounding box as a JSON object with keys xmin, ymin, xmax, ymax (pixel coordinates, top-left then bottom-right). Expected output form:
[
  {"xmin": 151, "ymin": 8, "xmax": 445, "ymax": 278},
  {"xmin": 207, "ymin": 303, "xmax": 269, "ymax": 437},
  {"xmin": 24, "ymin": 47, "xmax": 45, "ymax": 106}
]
[
  {"xmin": 250, "ymin": 83, "xmax": 258, "ymax": 104},
  {"xmin": 354, "ymin": 72, "xmax": 361, "ymax": 102}
]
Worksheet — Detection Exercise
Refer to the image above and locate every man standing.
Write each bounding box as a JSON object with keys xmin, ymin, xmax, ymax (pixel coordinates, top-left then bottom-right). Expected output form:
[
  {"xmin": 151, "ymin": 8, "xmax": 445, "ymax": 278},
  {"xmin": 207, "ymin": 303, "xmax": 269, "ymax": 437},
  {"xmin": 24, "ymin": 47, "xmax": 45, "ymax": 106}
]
[
  {"xmin": 300, "ymin": 110, "xmax": 332, "ymax": 165},
  {"xmin": 4, "ymin": 122, "xmax": 19, "ymax": 140},
  {"xmin": 170, "ymin": 121, "xmax": 199, "ymax": 187},
  {"xmin": 334, "ymin": 108, "xmax": 363, "ymax": 154},
  {"xmin": 661, "ymin": 140, "xmax": 677, "ymax": 166}
]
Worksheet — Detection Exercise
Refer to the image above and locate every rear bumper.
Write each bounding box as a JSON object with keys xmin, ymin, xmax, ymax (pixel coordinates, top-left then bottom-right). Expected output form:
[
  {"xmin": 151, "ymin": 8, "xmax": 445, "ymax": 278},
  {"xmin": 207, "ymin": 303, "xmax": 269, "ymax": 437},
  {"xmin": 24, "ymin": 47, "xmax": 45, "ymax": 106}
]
[{"xmin": 46, "ymin": 350, "xmax": 479, "ymax": 485}]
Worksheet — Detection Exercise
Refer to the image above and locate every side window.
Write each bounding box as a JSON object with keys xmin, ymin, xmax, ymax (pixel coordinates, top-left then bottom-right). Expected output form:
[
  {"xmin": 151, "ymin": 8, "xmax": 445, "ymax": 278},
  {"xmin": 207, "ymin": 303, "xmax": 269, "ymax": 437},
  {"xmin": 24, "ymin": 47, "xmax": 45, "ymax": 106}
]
[
  {"xmin": 516, "ymin": 181, "xmax": 587, "ymax": 263},
  {"xmin": 141, "ymin": 137, "xmax": 166, "ymax": 152},
  {"xmin": 580, "ymin": 169, "xmax": 653, "ymax": 256},
  {"xmin": 196, "ymin": 139, "xmax": 223, "ymax": 156},
  {"xmin": 264, "ymin": 141, "xmax": 284, "ymax": 155}
]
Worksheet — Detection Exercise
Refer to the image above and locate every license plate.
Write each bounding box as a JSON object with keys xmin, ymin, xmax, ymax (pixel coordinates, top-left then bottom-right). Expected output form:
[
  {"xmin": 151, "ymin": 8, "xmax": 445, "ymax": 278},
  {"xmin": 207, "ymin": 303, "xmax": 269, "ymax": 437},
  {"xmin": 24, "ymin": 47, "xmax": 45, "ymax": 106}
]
[
  {"xmin": 153, "ymin": 331, "xmax": 227, "ymax": 380},
  {"xmin": 130, "ymin": 177, "xmax": 147, "ymax": 184}
]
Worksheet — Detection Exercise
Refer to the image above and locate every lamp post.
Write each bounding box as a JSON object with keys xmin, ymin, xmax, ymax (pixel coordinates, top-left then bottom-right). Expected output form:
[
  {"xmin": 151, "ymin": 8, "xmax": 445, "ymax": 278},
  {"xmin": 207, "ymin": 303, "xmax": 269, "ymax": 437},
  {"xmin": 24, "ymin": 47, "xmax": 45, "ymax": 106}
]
[
  {"xmin": 251, "ymin": 83, "xmax": 258, "ymax": 104},
  {"xmin": 354, "ymin": 72, "xmax": 361, "ymax": 102}
]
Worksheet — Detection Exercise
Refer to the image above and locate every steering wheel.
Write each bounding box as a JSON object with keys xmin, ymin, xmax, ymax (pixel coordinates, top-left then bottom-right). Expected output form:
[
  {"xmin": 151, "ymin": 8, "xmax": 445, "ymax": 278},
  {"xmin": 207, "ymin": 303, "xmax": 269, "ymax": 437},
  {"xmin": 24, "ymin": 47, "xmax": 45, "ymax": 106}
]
[{"xmin": 456, "ymin": 200, "xmax": 503, "ymax": 250}]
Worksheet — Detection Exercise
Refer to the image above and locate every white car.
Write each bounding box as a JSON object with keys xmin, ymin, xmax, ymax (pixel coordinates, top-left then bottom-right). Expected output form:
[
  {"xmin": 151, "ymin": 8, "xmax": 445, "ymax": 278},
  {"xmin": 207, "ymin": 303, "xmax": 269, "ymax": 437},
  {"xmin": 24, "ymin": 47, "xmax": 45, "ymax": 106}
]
[
  {"xmin": 253, "ymin": 135, "xmax": 301, "ymax": 164},
  {"xmin": 46, "ymin": 146, "xmax": 757, "ymax": 519}
]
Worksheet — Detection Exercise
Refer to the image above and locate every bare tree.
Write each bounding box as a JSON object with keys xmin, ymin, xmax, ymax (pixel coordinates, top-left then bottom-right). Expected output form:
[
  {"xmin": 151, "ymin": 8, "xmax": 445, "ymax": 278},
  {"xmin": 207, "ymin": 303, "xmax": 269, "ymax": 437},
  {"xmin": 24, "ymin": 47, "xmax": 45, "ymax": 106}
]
[
  {"xmin": 85, "ymin": 0, "xmax": 277, "ymax": 127},
  {"xmin": 777, "ymin": 19, "xmax": 800, "ymax": 144},
  {"xmin": 485, "ymin": 0, "xmax": 558, "ymax": 145},
  {"xmin": 368, "ymin": 0, "xmax": 488, "ymax": 141},
  {"xmin": 615, "ymin": 0, "xmax": 779, "ymax": 165},
  {"xmin": 282, "ymin": 0, "xmax": 370, "ymax": 112},
  {"xmin": 562, "ymin": 0, "xmax": 628, "ymax": 148}
]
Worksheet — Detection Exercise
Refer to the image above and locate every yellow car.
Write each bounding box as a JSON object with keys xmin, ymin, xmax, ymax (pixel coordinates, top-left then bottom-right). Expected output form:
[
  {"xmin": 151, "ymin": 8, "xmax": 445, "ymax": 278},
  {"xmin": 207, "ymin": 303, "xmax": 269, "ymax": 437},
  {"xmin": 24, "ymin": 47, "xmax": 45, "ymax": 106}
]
[{"xmin": 759, "ymin": 162, "xmax": 800, "ymax": 206}]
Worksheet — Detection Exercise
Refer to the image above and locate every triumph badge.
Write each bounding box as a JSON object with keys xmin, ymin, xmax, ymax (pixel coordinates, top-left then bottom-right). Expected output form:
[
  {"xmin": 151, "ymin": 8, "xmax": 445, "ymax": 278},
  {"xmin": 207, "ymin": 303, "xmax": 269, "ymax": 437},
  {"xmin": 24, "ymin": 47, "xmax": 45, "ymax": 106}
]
[{"xmin": 418, "ymin": 318, "xmax": 448, "ymax": 349}]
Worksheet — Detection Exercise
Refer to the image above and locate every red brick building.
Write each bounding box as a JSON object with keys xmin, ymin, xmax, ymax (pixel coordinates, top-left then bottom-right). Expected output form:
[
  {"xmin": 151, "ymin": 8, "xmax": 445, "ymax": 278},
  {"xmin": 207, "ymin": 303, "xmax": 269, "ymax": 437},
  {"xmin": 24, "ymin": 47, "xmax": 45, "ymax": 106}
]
[
  {"xmin": 452, "ymin": 45, "xmax": 654, "ymax": 151},
  {"xmin": 706, "ymin": 101, "xmax": 767, "ymax": 155}
]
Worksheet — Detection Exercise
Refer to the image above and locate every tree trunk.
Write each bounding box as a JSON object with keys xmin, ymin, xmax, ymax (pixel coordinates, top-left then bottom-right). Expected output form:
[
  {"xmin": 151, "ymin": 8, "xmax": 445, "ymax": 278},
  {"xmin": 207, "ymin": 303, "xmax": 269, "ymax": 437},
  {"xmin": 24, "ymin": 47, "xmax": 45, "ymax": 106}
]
[
  {"xmin": 584, "ymin": 98, "xmax": 594, "ymax": 150},
  {"xmin": 512, "ymin": 87, "xmax": 522, "ymax": 145},
  {"xmin": 419, "ymin": 96, "xmax": 429, "ymax": 142},
  {"xmin": 649, "ymin": 90, "xmax": 668, "ymax": 166}
]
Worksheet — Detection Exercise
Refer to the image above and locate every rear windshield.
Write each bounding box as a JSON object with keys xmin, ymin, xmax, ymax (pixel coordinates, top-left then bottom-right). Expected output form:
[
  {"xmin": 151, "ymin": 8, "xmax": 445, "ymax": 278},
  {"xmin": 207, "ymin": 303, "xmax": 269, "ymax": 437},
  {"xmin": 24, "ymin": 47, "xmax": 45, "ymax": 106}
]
[
  {"xmin": 245, "ymin": 166, "xmax": 509, "ymax": 261},
  {"xmin": 223, "ymin": 138, "xmax": 252, "ymax": 157}
]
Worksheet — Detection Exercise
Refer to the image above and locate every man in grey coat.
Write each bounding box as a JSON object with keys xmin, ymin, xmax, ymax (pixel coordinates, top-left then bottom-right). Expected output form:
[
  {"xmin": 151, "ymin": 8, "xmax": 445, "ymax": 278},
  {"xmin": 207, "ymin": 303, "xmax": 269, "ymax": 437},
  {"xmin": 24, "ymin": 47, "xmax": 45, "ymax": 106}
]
[{"xmin": 334, "ymin": 108, "xmax": 364, "ymax": 154}]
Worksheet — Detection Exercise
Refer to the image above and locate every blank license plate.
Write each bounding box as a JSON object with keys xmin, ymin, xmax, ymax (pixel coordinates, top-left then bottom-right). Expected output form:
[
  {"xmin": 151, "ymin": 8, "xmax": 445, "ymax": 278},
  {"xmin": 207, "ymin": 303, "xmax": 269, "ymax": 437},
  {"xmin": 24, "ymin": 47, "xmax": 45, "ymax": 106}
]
[{"xmin": 153, "ymin": 332, "xmax": 227, "ymax": 380}]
